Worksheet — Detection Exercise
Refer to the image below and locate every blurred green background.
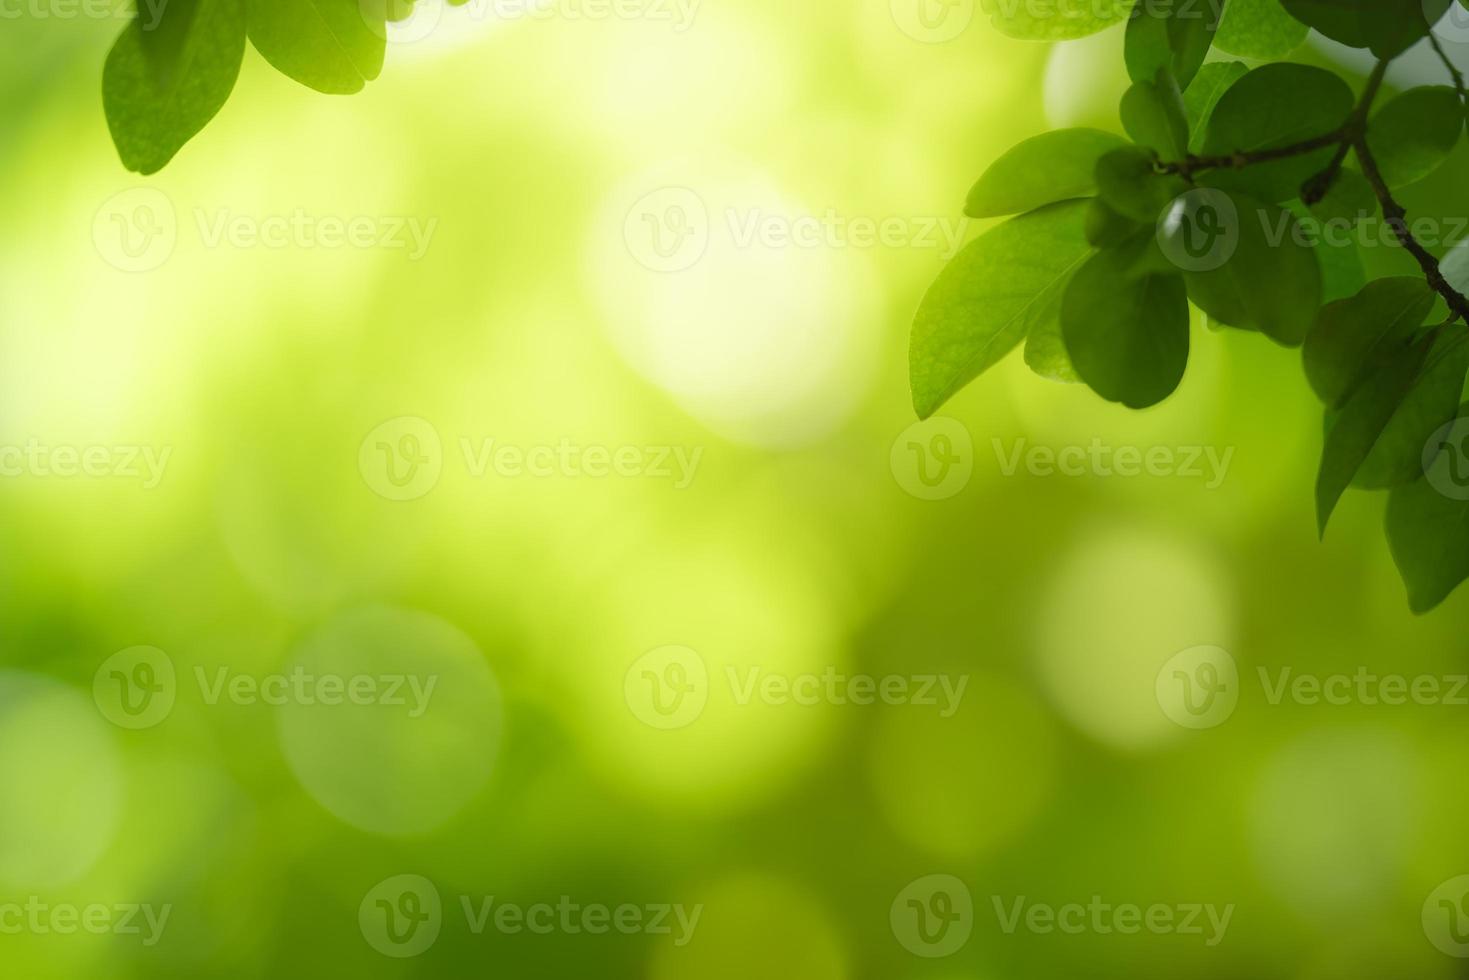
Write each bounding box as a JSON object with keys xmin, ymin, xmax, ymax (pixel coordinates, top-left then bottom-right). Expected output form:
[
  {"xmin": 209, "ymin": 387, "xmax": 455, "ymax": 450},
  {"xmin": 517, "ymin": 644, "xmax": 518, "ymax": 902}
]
[{"xmin": 5, "ymin": 2, "xmax": 1469, "ymax": 977}]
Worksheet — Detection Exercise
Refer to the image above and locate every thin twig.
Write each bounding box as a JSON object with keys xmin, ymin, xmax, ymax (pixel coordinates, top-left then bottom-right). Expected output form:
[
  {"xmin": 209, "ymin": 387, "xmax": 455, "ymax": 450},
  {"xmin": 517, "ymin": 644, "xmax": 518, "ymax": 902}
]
[
  {"xmin": 1353, "ymin": 130, "xmax": 1469, "ymax": 322},
  {"xmin": 1158, "ymin": 129, "xmax": 1347, "ymax": 180},
  {"xmin": 1430, "ymin": 31, "xmax": 1468, "ymax": 103}
]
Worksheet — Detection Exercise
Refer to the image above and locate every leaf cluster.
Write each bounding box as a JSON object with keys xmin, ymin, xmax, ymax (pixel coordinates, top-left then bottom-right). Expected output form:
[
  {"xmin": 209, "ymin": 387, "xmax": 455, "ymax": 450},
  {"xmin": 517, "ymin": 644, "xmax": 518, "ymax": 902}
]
[{"xmin": 926, "ymin": 0, "xmax": 1469, "ymax": 610}]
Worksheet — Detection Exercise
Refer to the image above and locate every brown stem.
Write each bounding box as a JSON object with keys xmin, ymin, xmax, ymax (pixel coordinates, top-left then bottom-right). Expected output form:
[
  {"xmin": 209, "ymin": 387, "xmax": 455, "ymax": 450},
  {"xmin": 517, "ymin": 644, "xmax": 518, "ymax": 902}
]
[
  {"xmin": 1430, "ymin": 32, "xmax": 1468, "ymax": 104},
  {"xmin": 1353, "ymin": 132, "xmax": 1469, "ymax": 322},
  {"xmin": 1158, "ymin": 128, "xmax": 1346, "ymax": 180}
]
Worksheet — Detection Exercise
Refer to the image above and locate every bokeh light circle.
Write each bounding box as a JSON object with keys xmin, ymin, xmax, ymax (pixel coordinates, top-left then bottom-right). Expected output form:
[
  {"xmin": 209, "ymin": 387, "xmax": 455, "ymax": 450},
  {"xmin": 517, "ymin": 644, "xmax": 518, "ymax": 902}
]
[{"xmin": 278, "ymin": 607, "xmax": 503, "ymax": 836}]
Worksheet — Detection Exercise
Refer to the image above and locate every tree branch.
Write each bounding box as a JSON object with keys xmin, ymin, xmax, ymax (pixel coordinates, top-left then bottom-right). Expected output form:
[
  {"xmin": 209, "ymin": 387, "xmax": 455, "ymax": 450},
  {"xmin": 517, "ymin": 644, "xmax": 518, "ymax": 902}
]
[
  {"xmin": 1430, "ymin": 32, "xmax": 1468, "ymax": 103},
  {"xmin": 1157, "ymin": 128, "xmax": 1346, "ymax": 181},
  {"xmin": 1353, "ymin": 130, "xmax": 1469, "ymax": 323}
]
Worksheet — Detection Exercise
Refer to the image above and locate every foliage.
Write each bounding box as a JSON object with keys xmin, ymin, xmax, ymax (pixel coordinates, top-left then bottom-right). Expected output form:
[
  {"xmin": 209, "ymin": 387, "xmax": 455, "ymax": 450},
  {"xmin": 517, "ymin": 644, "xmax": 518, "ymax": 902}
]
[
  {"xmin": 920, "ymin": 0, "xmax": 1469, "ymax": 612},
  {"xmin": 102, "ymin": 0, "xmax": 449, "ymax": 173}
]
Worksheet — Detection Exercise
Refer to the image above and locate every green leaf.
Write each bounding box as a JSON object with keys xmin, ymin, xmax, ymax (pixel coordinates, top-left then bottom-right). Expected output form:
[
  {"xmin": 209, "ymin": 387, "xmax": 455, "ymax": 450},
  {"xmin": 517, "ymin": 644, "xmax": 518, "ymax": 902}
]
[
  {"xmin": 1314, "ymin": 232, "xmax": 1366, "ymax": 305},
  {"xmin": 1214, "ymin": 0, "xmax": 1308, "ymax": 58},
  {"xmin": 966, "ymin": 129, "xmax": 1129, "ymax": 219},
  {"xmin": 1200, "ymin": 63, "xmax": 1354, "ymax": 202},
  {"xmin": 1120, "ymin": 72, "xmax": 1190, "ymax": 159},
  {"xmin": 1095, "ymin": 146, "xmax": 1187, "ymax": 223},
  {"xmin": 1365, "ymin": 87, "xmax": 1466, "ymax": 189},
  {"xmin": 1184, "ymin": 61, "xmax": 1248, "ymax": 152},
  {"xmin": 1176, "ymin": 193, "xmax": 1323, "ymax": 345},
  {"xmin": 1124, "ymin": 0, "xmax": 1223, "ymax": 90},
  {"xmin": 910, "ymin": 200, "xmax": 1093, "ymax": 418},
  {"xmin": 1317, "ymin": 330, "xmax": 1437, "ymax": 535},
  {"xmin": 1357, "ymin": 332, "xmax": 1469, "ymax": 488},
  {"xmin": 1061, "ymin": 236, "xmax": 1190, "ymax": 408},
  {"xmin": 1386, "ymin": 405, "xmax": 1469, "ymax": 613},
  {"xmin": 1303, "ymin": 277, "xmax": 1438, "ymax": 407},
  {"xmin": 1024, "ymin": 277, "xmax": 1084, "ymax": 384},
  {"xmin": 247, "ymin": 0, "xmax": 386, "ymax": 94},
  {"xmin": 1085, "ymin": 197, "xmax": 1143, "ymax": 247},
  {"xmin": 981, "ymin": 0, "xmax": 1131, "ymax": 39},
  {"xmin": 1307, "ymin": 167, "xmax": 1377, "ymax": 227},
  {"xmin": 102, "ymin": 0, "xmax": 245, "ymax": 174},
  {"xmin": 1280, "ymin": 0, "xmax": 1451, "ymax": 59}
]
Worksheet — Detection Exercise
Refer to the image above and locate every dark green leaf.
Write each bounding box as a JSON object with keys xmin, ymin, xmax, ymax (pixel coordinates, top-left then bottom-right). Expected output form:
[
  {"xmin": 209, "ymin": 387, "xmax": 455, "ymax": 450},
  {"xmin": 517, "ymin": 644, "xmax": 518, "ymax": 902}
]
[
  {"xmin": 1085, "ymin": 198, "xmax": 1143, "ymax": 247},
  {"xmin": 1365, "ymin": 86, "xmax": 1466, "ymax": 188},
  {"xmin": 1307, "ymin": 167, "xmax": 1377, "ymax": 227},
  {"xmin": 1200, "ymin": 63, "xmax": 1354, "ymax": 202},
  {"xmin": 1317, "ymin": 330, "xmax": 1437, "ymax": 535},
  {"xmin": 1385, "ymin": 404, "xmax": 1469, "ymax": 612},
  {"xmin": 910, "ymin": 201, "xmax": 1093, "ymax": 417},
  {"xmin": 1303, "ymin": 277, "xmax": 1438, "ymax": 407},
  {"xmin": 102, "ymin": 0, "xmax": 246, "ymax": 174},
  {"xmin": 1280, "ymin": 0, "xmax": 1450, "ymax": 59},
  {"xmin": 966, "ymin": 129, "xmax": 1129, "ymax": 219},
  {"xmin": 1175, "ymin": 193, "xmax": 1323, "ymax": 345},
  {"xmin": 1121, "ymin": 72, "xmax": 1190, "ymax": 159},
  {"xmin": 1095, "ymin": 145, "xmax": 1188, "ymax": 222},
  {"xmin": 1357, "ymin": 332, "xmax": 1469, "ymax": 488},
  {"xmin": 1062, "ymin": 236, "xmax": 1190, "ymax": 408}
]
